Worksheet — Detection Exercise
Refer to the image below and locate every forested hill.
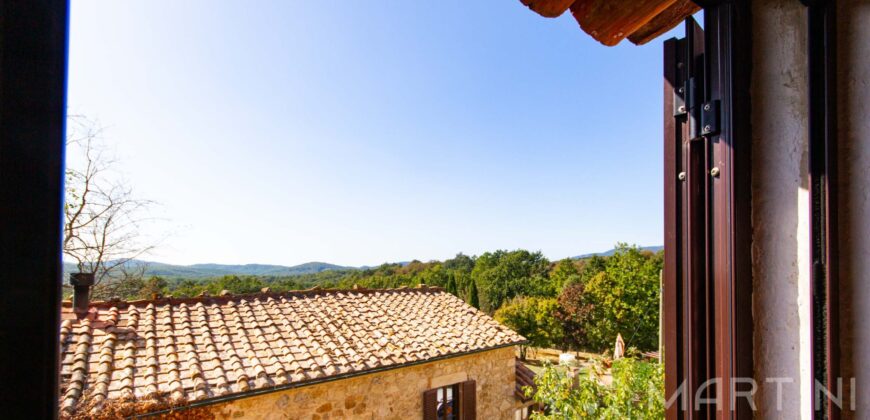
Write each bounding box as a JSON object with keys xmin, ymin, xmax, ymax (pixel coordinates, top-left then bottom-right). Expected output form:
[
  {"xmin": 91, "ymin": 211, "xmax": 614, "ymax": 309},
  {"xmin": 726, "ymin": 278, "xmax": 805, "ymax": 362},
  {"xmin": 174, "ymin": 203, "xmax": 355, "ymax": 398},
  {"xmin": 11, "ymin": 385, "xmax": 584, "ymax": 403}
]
[
  {"xmin": 62, "ymin": 260, "xmax": 349, "ymax": 278},
  {"xmin": 63, "ymin": 245, "xmax": 663, "ymax": 279},
  {"xmin": 574, "ymin": 245, "xmax": 663, "ymax": 259}
]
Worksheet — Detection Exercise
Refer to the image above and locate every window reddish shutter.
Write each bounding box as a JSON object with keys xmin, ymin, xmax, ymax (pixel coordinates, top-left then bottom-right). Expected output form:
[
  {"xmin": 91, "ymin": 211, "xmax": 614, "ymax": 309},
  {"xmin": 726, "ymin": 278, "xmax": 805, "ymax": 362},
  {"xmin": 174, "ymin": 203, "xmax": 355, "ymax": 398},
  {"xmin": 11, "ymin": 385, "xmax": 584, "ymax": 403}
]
[
  {"xmin": 663, "ymin": 9, "xmax": 753, "ymax": 419},
  {"xmin": 460, "ymin": 380, "xmax": 476, "ymax": 420},
  {"xmin": 423, "ymin": 389, "xmax": 438, "ymax": 420}
]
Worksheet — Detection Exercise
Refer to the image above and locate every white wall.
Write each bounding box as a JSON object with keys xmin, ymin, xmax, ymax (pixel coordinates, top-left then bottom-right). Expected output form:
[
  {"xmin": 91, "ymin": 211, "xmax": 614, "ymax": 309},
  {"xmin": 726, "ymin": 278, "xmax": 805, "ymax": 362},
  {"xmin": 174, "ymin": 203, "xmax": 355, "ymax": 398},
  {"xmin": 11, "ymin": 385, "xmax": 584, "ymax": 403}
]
[
  {"xmin": 751, "ymin": 0, "xmax": 869, "ymax": 418},
  {"xmin": 751, "ymin": 0, "xmax": 812, "ymax": 418}
]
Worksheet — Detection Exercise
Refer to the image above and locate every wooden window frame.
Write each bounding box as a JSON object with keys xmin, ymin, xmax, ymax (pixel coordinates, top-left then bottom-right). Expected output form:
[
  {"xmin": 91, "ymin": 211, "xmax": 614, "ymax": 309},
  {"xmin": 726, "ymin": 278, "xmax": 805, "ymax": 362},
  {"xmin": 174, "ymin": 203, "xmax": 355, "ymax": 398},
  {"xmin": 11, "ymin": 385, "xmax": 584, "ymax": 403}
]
[
  {"xmin": 424, "ymin": 380, "xmax": 476, "ymax": 420},
  {"xmin": 435, "ymin": 383, "xmax": 460, "ymax": 420},
  {"xmin": 663, "ymin": 2, "xmax": 753, "ymax": 419},
  {"xmin": 665, "ymin": 2, "xmax": 841, "ymax": 419}
]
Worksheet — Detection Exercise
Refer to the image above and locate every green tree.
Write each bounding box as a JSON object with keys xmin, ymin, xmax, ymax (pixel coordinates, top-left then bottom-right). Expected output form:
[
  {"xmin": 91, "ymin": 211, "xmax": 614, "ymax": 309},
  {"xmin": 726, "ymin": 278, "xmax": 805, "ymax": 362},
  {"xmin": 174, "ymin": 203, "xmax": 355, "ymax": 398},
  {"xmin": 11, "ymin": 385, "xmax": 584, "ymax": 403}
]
[
  {"xmin": 138, "ymin": 276, "xmax": 168, "ymax": 299},
  {"xmin": 468, "ymin": 280, "xmax": 480, "ymax": 309},
  {"xmin": 557, "ymin": 244, "xmax": 662, "ymax": 351},
  {"xmin": 171, "ymin": 279, "xmax": 206, "ymax": 297},
  {"xmin": 443, "ymin": 253, "xmax": 475, "ymax": 273},
  {"xmin": 206, "ymin": 275, "xmax": 267, "ymax": 295},
  {"xmin": 472, "ymin": 250, "xmax": 552, "ymax": 313},
  {"xmin": 550, "ymin": 258, "xmax": 582, "ymax": 290},
  {"xmin": 578, "ymin": 255, "xmax": 607, "ymax": 284},
  {"xmin": 495, "ymin": 297, "xmax": 564, "ymax": 359},
  {"xmin": 444, "ymin": 253, "xmax": 475, "ymax": 300},
  {"xmin": 418, "ymin": 263, "xmax": 449, "ymax": 288},
  {"xmin": 445, "ymin": 274, "xmax": 458, "ymax": 296}
]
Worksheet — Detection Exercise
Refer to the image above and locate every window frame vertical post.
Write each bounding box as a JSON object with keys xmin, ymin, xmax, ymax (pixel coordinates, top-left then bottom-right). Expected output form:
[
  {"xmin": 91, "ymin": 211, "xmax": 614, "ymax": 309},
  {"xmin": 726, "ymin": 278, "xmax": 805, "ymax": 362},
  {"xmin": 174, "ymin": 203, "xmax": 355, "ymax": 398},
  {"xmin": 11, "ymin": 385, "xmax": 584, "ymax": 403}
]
[
  {"xmin": 804, "ymin": 0, "xmax": 840, "ymax": 417},
  {"xmin": 0, "ymin": 0, "xmax": 69, "ymax": 418},
  {"xmin": 663, "ymin": 3, "xmax": 753, "ymax": 418}
]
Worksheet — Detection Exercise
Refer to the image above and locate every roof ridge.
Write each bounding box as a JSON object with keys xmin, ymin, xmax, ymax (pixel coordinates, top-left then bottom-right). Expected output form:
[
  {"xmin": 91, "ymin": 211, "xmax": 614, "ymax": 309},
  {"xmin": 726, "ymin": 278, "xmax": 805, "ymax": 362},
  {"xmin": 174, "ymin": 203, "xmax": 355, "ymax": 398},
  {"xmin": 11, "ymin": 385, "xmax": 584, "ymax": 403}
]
[{"xmin": 60, "ymin": 284, "xmax": 447, "ymax": 309}]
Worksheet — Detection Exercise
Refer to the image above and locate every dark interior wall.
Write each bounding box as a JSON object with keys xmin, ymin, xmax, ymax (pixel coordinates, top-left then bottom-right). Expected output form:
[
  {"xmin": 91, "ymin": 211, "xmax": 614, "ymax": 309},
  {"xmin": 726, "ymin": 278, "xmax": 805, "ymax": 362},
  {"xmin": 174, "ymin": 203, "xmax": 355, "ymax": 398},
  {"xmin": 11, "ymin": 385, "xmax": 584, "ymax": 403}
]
[{"xmin": 0, "ymin": 1, "xmax": 68, "ymax": 417}]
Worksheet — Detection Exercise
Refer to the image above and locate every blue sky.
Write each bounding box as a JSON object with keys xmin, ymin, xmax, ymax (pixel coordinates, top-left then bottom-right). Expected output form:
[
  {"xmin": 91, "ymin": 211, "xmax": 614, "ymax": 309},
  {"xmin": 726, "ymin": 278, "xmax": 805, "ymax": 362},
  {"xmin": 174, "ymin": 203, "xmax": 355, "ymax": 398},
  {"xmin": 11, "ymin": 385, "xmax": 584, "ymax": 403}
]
[{"xmin": 68, "ymin": 1, "xmax": 682, "ymax": 267}]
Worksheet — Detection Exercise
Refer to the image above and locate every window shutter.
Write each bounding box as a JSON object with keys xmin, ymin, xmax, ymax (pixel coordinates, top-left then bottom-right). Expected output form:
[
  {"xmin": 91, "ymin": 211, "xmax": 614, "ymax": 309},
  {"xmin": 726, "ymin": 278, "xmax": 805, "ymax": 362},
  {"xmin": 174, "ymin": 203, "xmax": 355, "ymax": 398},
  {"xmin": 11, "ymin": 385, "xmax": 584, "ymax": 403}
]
[
  {"xmin": 663, "ymin": 10, "xmax": 754, "ymax": 418},
  {"xmin": 422, "ymin": 389, "xmax": 438, "ymax": 420},
  {"xmin": 460, "ymin": 380, "xmax": 476, "ymax": 420}
]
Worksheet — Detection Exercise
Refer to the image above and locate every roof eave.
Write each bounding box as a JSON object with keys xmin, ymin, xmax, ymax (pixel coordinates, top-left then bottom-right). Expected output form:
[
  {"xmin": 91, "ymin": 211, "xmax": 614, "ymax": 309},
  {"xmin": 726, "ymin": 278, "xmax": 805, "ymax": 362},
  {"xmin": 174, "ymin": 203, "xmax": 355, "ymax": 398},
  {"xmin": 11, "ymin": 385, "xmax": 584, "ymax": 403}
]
[
  {"xmin": 520, "ymin": 0, "xmax": 701, "ymax": 46},
  {"xmin": 128, "ymin": 340, "xmax": 526, "ymax": 419}
]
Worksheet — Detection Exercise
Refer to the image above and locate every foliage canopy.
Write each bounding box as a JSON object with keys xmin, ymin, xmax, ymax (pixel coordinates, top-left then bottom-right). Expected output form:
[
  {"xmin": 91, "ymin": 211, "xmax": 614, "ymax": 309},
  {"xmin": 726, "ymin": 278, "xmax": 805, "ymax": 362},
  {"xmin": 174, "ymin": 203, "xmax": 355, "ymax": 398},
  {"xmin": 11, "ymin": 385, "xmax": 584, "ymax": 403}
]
[{"xmin": 528, "ymin": 357, "xmax": 664, "ymax": 419}]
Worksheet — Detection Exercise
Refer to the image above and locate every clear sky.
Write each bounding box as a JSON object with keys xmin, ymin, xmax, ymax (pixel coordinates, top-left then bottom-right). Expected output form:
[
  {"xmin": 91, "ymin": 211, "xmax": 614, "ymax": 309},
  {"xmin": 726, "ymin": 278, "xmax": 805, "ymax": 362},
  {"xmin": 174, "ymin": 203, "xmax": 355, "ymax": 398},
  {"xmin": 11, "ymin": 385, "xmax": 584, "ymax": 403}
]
[{"xmin": 68, "ymin": 1, "xmax": 681, "ymax": 267}]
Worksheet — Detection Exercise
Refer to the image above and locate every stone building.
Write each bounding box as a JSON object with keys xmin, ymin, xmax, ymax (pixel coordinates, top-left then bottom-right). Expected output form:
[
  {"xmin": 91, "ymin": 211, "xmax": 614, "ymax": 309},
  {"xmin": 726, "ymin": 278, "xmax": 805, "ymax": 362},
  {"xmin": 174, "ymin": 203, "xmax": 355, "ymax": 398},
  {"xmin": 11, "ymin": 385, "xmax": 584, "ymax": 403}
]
[{"xmin": 57, "ymin": 286, "xmax": 534, "ymax": 419}]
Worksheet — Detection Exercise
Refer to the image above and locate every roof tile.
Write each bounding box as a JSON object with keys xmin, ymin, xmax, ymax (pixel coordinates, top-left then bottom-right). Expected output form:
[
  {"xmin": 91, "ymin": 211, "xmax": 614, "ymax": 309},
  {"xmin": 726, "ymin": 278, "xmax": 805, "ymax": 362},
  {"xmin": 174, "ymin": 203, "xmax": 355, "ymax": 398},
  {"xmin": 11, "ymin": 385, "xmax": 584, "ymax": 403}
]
[{"xmin": 58, "ymin": 286, "xmax": 524, "ymax": 416}]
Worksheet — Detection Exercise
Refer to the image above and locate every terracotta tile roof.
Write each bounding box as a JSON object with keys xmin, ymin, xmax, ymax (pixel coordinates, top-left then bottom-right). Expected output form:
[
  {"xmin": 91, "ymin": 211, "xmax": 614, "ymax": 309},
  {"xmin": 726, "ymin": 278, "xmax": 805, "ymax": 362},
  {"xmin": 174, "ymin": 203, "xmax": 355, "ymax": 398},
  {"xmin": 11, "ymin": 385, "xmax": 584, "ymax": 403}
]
[
  {"xmin": 57, "ymin": 286, "xmax": 525, "ymax": 417},
  {"xmin": 514, "ymin": 360, "xmax": 537, "ymax": 402},
  {"xmin": 519, "ymin": 0, "xmax": 700, "ymax": 46}
]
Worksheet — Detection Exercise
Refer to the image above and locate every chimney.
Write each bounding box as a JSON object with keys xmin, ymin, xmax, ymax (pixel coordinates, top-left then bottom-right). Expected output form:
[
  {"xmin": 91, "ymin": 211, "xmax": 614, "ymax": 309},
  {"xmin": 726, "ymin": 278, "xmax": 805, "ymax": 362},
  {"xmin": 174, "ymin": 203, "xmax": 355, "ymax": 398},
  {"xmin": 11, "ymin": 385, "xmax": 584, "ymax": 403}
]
[{"xmin": 69, "ymin": 273, "xmax": 95, "ymax": 317}]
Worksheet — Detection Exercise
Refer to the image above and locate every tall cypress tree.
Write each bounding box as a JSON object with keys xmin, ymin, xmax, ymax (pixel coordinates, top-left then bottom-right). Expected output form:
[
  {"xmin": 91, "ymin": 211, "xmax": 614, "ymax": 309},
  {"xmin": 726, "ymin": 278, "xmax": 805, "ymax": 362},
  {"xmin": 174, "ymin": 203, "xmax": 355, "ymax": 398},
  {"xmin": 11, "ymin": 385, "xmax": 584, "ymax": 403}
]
[
  {"xmin": 446, "ymin": 274, "xmax": 458, "ymax": 296},
  {"xmin": 468, "ymin": 280, "xmax": 480, "ymax": 309}
]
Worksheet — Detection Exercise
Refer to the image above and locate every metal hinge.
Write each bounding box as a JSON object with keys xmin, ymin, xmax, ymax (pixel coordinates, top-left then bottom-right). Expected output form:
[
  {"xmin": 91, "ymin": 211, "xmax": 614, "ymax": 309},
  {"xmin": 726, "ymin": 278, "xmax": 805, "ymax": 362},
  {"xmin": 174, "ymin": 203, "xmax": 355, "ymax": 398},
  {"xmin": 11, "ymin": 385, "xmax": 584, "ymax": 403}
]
[
  {"xmin": 674, "ymin": 77, "xmax": 696, "ymax": 117},
  {"xmin": 674, "ymin": 85, "xmax": 687, "ymax": 116},
  {"xmin": 675, "ymin": 77, "xmax": 720, "ymax": 139},
  {"xmin": 701, "ymin": 100, "xmax": 720, "ymax": 136}
]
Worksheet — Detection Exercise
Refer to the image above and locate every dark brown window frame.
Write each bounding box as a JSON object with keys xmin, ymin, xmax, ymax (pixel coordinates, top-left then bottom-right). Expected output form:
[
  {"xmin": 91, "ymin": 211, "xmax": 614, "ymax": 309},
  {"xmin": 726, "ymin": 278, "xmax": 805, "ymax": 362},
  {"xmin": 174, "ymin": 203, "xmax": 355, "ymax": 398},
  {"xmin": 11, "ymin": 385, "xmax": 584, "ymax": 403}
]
[
  {"xmin": 663, "ymin": 2, "xmax": 753, "ymax": 418},
  {"xmin": 423, "ymin": 380, "xmax": 476, "ymax": 420},
  {"xmin": 435, "ymin": 383, "xmax": 460, "ymax": 420},
  {"xmin": 665, "ymin": 1, "xmax": 841, "ymax": 419}
]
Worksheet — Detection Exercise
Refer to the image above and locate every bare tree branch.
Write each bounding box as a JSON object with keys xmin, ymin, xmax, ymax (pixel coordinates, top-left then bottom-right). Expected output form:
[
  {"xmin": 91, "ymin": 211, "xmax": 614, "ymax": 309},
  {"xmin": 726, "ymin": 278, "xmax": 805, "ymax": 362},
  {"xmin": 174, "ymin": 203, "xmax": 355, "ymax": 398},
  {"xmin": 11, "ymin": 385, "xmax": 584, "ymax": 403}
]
[{"xmin": 63, "ymin": 116, "xmax": 164, "ymax": 299}]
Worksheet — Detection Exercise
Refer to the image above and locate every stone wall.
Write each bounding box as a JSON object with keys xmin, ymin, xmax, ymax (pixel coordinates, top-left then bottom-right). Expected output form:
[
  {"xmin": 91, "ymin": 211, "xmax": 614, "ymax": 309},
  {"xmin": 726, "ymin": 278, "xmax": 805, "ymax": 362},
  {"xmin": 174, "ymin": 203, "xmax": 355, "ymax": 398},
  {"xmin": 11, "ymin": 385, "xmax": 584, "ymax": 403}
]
[{"xmin": 204, "ymin": 346, "xmax": 517, "ymax": 420}]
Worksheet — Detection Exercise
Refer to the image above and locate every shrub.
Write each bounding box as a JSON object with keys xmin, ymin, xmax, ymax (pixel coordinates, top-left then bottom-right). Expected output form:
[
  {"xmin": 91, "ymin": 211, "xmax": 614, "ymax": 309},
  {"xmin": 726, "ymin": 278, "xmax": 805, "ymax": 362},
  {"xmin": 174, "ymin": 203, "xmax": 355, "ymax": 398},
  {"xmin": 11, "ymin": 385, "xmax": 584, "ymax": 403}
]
[
  {"xmin": 527, "ymin": 357, "xmax": 664, "ymax": 419},
  {"xmin": 494, "ymin": 297, "xmax": 563, "ymax": 359}
]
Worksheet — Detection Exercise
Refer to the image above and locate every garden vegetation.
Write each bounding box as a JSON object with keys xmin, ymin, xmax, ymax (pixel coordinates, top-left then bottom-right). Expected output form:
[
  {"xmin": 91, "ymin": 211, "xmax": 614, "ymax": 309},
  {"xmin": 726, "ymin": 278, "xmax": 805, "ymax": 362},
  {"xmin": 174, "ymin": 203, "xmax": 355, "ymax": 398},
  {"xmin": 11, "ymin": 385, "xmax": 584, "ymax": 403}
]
[{"xmin": 114, "ymin": 243, "xmax": 662, "ymax": 354}]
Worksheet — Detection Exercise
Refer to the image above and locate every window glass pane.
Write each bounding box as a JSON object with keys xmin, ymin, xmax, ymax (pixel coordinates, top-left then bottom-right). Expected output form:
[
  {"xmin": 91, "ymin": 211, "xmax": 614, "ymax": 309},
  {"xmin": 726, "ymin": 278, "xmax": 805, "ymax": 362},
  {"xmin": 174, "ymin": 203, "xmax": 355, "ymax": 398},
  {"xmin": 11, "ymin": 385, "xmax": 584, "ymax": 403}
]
[{"xmin": 436, "ymin": 385, "xmax": 458, "ymax": 420}]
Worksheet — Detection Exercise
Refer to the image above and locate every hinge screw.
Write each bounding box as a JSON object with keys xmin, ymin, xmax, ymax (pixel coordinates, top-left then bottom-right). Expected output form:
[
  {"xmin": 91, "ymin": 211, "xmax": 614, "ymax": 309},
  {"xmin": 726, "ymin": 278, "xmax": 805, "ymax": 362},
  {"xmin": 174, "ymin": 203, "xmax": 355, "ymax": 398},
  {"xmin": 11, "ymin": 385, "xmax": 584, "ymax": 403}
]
[
  {"xmin": 678, "ymin": 172, "xmax": 686, "ymax": 181},
  {"xmin": 710, "ymin": 167, "xmax": 720, "ymax": 177},
  {"xmin": 678, "ymin": 106, "xmax": 687, "ymax": 113},
  {"xmin": 704, "ymin": 104, "xmax": 711, "ymax": 111},
  {"xmin": 703, "ymin": 125, "xmax": 712, "ymax": 133}
]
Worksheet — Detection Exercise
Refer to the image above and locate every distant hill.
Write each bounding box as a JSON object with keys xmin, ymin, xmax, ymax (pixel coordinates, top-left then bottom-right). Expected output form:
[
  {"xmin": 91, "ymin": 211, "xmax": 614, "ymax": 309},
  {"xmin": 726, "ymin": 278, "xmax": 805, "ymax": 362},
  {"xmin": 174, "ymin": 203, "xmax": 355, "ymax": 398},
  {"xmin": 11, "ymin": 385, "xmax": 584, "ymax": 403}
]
[
  {"xmin": 62, "ymin": 260, "xmax": 352, "ymax": 279},
  {"xmin": 574, "ymin": 245, "xmax": 664, "ymax": 259},
  {"xmin": 61, "ymin": 246, "xmax": 665, "ymax": 279}
]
